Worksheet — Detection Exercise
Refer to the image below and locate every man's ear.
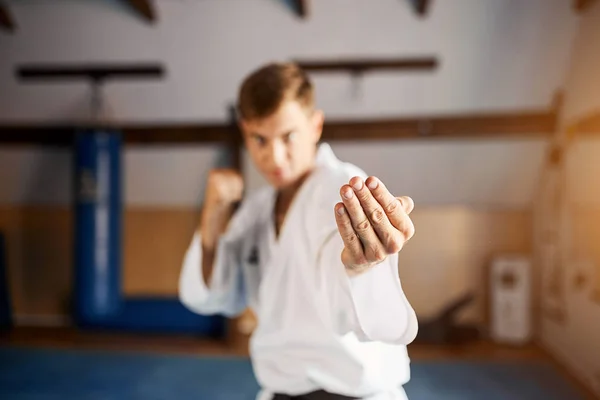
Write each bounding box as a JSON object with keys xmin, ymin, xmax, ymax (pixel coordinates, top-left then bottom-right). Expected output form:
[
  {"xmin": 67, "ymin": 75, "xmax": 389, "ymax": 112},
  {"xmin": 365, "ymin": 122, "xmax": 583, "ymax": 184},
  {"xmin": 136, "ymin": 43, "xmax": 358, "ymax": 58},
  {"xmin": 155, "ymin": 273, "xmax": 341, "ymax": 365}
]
[
  {"xmin": 311, "ymin": 109, "xmax": 324, "ymax": 142},
  {"xmin": 238, "ymin": 118, "xmax": 247, "ymax": 134},
  {"xmin": 239, "ymin": 118, "xmax": 252, "ymax": 138}
]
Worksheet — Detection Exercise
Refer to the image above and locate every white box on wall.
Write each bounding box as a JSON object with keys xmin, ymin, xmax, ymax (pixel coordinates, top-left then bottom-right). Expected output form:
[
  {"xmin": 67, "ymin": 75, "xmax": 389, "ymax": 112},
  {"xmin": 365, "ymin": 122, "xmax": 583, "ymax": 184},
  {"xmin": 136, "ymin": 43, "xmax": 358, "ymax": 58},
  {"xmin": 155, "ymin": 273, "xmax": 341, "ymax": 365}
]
[{"xmin": 490, "ymin": 255, "xmax": 533, "ymax": 344}]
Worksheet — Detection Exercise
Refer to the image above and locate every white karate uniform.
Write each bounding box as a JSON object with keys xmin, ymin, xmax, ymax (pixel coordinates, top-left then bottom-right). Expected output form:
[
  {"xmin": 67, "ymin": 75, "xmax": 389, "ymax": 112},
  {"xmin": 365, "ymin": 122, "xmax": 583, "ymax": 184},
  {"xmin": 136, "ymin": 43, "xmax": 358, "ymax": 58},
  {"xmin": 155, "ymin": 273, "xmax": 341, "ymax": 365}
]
[{"xmin": 179, "ymin": 143, "xmax": 418, "ymax": 400}]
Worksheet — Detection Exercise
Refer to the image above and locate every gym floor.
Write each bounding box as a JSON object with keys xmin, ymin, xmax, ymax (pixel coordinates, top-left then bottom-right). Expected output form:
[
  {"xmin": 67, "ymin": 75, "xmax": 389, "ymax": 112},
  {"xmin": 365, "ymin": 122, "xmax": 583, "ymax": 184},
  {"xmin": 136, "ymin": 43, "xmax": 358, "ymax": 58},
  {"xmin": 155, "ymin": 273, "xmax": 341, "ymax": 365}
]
[{"xmin": 0, "ymin": 327, "xmax": 597, "ymax": 400}]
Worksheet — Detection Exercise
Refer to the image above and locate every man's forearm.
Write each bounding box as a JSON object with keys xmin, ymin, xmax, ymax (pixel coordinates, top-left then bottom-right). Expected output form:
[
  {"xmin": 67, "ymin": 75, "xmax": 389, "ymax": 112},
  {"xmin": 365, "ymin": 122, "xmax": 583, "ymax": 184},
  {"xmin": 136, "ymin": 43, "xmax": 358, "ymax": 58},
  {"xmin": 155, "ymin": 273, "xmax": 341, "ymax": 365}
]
[
  {"xmin": 201, "ymin": 242, "xmax": 216, "ymax": 286},
  {"xmin": 199, "ymin": 203, "xmax": 237, "ymax": 287}
]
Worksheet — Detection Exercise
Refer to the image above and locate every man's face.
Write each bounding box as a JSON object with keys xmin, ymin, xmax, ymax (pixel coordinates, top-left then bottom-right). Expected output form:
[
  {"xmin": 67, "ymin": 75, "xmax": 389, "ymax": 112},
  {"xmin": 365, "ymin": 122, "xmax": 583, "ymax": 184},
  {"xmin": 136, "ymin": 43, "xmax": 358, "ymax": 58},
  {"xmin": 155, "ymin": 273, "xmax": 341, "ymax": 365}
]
[{"xmin": 241, "ymin": 100, "xmax": 324, "ymax": 190}]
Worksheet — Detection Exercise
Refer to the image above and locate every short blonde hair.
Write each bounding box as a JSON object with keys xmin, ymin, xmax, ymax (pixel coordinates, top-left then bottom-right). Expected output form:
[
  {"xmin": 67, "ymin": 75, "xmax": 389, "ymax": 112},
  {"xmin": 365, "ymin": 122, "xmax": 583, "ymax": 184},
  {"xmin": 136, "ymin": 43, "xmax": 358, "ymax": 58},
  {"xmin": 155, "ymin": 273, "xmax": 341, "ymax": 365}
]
[{"xmin": 237, "ymin": 62, "xmax": 314, "ymax": 121}]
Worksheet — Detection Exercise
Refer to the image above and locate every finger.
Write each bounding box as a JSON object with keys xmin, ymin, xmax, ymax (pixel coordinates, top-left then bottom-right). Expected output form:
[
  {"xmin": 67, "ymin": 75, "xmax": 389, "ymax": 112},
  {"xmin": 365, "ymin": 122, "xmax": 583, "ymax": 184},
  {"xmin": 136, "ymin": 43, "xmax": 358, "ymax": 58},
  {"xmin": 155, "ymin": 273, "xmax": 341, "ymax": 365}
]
[
  {"xmin": 334, "ymin": 203, "xmax": 365, "ymax": 264},
  {"xmin": 395, "ymin": 196, "xmax": 415, "ymax": 240},
  {"xmin": 366, "ymin": 177, "xmax": 415, "ymax": 242},
  {"xmin": 366, "ymin": 177, "xmax": 410, "ymax": 226},
  {"xmin": 349, "ymin": 176, "xmax": 403, "ymax": 254},
  {"xmin": 397, "ymin": 196, "xmax": 414, "ymax": 215},
  {"xmin": 340, "ymin": 185, "xmax": 387, "ymax": 263}
]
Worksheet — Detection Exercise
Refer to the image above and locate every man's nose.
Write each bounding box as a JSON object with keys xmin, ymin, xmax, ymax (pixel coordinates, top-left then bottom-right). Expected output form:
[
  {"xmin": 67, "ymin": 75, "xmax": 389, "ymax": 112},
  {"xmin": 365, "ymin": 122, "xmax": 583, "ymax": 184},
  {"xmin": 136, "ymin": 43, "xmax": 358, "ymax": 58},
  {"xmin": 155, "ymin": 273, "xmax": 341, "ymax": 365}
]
[{"xmin": 266, "ymin": 141, "xmax": 286, "ymax": 167}]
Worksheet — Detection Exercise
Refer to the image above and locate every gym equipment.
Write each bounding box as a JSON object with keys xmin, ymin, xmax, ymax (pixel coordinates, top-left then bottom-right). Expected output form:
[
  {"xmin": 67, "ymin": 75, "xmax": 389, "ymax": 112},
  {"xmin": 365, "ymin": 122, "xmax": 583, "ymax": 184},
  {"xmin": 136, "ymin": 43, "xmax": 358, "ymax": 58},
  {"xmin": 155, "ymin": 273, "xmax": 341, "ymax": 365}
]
[
  {"xmin": 413, "ymin": 292, "xmax": 480, "ymax": 344},
  {"xmin": 490, "ymin": 255, "xmax": 532, "ymax": 344},
  {"xmin": 16, "ymin": 64, "xmax": 224, "ymax": 337}
]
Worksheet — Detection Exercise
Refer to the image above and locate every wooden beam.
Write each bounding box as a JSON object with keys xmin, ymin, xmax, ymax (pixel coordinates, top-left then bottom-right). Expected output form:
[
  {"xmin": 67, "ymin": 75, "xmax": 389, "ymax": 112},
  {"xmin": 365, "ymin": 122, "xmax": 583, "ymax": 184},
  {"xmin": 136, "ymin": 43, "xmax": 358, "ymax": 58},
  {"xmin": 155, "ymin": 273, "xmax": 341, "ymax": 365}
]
[
  {"xmin": 321, "ymin": 110, "xmax": 555, "ymax": 141},
  {"xmin": 0, "ymin": 2, "xmax": 16, "ymax": 33},
  {"xmin": 408, "ymin": 0, "xmax": 432, "ymax": 17},
  {"xmin": 566, "ymin": 110, "xmax": 600, "ymax": 138},
  {"xmin": 0, "ymin": 109, "xmax": 557, "ymax": 146},
  {"xmin": 573, "ymin": 0, "xmax": 598, "ymax": 13},
  {"xmin": 0, "ymin": 124, "xmax": 233, "ymax": 146},
  {"xmin": 123, "ymin": 0, "xmax": 156, "ymax": 23},
  {"xmin": 295, "ymin": 57, "xmax": 438, "ymax": 74}
]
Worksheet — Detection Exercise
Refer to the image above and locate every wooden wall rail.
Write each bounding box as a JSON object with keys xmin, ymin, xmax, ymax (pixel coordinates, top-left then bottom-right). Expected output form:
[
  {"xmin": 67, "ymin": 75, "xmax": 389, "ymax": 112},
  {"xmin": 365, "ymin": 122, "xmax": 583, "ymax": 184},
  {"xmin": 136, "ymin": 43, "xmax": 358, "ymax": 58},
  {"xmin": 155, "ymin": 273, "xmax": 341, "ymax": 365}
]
[
  {"xmin": 0, "ymin": 108, "xmax": 558, "ymax": 146},
  {"xmin": 567, "ymin": 110, "xmax": 600, "ymax": 138}
]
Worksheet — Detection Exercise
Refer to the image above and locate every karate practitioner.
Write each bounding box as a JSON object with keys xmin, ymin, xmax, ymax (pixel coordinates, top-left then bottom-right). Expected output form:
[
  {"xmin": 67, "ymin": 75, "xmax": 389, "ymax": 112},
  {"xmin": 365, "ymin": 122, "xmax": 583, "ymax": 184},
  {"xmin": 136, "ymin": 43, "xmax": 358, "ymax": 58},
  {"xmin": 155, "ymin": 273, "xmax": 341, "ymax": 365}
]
[{"xmin": 179, "ymin": 62, "xmax": 418, "ymax": 400}]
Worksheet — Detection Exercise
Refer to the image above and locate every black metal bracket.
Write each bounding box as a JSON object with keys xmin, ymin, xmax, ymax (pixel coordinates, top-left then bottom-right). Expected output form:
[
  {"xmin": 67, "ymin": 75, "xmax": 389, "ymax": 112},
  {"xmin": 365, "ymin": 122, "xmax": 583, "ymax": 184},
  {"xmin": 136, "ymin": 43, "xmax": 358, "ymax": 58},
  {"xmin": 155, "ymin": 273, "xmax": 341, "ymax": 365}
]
[{"xmin": 15, "ymin": 63, "xmax": 165, "ymax": 124}]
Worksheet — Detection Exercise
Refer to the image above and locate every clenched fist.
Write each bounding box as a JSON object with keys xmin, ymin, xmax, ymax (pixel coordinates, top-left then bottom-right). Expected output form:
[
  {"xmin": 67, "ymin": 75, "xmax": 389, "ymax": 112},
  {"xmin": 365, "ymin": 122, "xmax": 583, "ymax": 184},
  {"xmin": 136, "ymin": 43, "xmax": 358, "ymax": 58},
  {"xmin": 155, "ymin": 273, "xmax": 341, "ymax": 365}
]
[
  {"xmin": 201, "ymin": 169, "xmax": 244, "ymax": 250},
  {"xmin": 334, "ymin": 176, "xmax": 415, "ymax": 276}
]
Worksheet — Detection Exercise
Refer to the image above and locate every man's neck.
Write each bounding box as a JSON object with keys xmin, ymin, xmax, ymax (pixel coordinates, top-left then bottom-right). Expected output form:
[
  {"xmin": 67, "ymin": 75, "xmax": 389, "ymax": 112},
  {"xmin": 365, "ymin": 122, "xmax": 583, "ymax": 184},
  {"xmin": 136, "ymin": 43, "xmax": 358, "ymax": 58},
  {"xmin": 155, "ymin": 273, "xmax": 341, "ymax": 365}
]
[
  {"xmin": 278, "ymin": 168, "xmax": 311, "ymax": 204},
  {"xmin": 273, "ymin": 167, "xmax": 314, "ymax": 236}
]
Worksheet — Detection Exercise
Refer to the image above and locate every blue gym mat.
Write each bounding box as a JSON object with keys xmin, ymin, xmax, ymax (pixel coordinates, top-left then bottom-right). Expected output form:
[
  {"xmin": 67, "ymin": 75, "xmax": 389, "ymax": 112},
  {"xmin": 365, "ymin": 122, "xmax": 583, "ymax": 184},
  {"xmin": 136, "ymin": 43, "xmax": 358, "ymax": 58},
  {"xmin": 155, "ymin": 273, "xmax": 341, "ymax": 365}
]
[{"xmin": 0, "ymin": 346, "xmax": 586, "ymax": 400}]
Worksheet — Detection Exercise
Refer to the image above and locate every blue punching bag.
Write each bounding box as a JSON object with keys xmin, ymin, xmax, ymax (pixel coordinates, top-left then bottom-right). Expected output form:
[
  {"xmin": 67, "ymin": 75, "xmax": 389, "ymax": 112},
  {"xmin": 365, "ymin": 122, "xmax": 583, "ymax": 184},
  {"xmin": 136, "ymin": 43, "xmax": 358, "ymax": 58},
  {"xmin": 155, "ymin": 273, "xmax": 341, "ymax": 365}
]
[{"xmin": 73, "ymin": 130, "xmax": 122, "ymax": 325}]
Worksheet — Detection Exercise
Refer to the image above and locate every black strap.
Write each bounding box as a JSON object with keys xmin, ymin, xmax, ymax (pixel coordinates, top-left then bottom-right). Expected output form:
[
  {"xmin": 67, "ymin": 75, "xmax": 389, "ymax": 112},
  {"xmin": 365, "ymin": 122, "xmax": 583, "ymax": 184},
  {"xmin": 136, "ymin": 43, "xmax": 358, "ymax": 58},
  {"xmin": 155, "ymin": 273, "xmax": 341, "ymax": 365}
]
[{"xmin": 272, "ymin": 390, "xmax": 359, "ymax": 399}]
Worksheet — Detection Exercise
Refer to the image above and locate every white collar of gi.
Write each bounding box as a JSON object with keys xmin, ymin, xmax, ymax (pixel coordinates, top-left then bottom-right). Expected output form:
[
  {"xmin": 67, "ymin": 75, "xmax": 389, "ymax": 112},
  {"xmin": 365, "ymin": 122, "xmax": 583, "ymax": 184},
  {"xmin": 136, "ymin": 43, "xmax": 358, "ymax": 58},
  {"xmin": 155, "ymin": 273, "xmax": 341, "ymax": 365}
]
[{"xmin": 315, "ymin": 142, "xmax": 339, "ymax": 167}]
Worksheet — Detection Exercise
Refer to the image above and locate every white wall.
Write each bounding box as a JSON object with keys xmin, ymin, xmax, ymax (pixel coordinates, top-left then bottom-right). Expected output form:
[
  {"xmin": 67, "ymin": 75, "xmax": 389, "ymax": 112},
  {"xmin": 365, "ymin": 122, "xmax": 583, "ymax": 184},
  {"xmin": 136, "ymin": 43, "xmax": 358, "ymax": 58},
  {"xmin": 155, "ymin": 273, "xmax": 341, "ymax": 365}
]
[
  {"xmin": 244, "ymin": 139, "xmax": 549, "ymax": 208},
  {"xmin": 566, "ymin": 139, "xmax": 600, "ymax": 206},
  {"xmin": 541, "ymin": 136, "xmax": 600, "ymax": 394},
  {"xmin": 1, "ymin": 0, "xmax": 581, "ymax": 328},
  {"xmin": 0, "ymin": 0, "xmax": 577, "ymax": 208},
  {"xmin": 0, "ymin": 0, "xmax": 578, "ymax": 124},
  {"xmin": 0, "ymin": 145, "xmax": 230, "ymax": 206},
  {"xmin": 124, "ymin": 145, "xmax": 230, "ymax": 206},
  {"xmin": 0, "ymin": 148, "xmax": 72, "ymax": 205},
  {"xmin": 561, "ymin": 1, "xmax": 600, "ymax": 125},
  {"xmin": 0, "ymin": 139, "xmax": 548, "ymax": 208},
  {"xmin": 537, "ymin": 1, "xmax": 600, "ymax": 397}
]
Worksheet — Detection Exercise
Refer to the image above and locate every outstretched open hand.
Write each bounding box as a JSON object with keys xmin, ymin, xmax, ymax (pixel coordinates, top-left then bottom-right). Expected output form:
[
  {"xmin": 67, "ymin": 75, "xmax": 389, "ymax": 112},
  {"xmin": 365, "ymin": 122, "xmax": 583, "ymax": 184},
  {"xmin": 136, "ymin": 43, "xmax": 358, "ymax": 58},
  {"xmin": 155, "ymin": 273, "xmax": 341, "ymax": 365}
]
[{"xmin": 334, "ymin": 176, "xmax": 415, "ymax": 276}]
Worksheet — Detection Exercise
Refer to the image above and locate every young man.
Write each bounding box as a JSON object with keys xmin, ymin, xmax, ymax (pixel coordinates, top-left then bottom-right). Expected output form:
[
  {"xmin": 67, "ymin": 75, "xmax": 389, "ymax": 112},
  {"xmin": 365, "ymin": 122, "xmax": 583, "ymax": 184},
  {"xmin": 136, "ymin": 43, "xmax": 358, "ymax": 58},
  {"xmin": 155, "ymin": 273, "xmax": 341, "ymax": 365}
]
[{"xmin": 179, "ymin": 62, "xmax": 418, "ymax": 400}]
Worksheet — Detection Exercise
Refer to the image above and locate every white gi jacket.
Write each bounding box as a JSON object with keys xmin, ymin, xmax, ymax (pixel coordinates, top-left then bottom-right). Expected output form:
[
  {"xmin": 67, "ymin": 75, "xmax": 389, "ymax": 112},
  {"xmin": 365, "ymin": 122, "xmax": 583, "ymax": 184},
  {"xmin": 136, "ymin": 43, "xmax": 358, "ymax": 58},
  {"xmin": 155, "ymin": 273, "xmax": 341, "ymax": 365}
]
[{"xmin": 179, "ymin": 143, "xmax": 418, "ymax": 400}]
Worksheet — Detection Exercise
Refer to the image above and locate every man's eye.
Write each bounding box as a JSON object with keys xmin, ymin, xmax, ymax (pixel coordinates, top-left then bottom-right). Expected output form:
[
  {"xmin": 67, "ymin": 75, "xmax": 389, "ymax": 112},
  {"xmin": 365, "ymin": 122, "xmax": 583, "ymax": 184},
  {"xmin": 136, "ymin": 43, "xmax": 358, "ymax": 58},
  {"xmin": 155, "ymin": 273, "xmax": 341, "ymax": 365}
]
[{"xmin": 284, "ymin": 132, "xmax": 295, "ymax": 143}]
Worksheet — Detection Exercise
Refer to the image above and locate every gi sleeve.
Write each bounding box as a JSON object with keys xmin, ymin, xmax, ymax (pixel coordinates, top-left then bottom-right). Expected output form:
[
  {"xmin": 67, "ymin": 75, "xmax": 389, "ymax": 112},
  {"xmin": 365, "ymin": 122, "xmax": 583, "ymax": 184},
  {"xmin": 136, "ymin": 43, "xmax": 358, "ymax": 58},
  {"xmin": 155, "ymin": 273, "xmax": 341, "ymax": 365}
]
[
  {"xmin": 319, "ymin": 230, "xmax": 418, "ymax": 345},
  {"xmin": 178, "ymin": 231, "xmax": 246, "ymax": 317}
]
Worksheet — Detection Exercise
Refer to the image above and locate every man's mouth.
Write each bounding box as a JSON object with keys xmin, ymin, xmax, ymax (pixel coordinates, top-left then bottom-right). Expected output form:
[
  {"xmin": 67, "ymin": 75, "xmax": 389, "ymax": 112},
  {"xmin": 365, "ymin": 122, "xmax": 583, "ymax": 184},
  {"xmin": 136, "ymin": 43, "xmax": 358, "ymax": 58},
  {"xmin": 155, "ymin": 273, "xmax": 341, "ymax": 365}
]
[{"xmin": 271, "ymin": 169, "xmax": 285, "ymax": 178}]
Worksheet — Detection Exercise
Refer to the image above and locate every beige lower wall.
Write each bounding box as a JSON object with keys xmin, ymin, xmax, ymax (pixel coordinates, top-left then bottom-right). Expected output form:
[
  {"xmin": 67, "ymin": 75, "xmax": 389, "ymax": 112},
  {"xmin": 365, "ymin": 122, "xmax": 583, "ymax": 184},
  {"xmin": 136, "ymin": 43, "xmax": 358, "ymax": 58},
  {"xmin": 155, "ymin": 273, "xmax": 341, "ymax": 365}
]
[
  {"xmin": 399, "ymin": 207, "xmax": 532, "ymax": 324},
  {"xmin": 0, "ymin": 206, "xmax": 533, "ymax": 325},
  {"xmin": 0, "ymin": 207, "xmax": 72, "ymax": 317},
  {"xmin": 539, "ymin": 206, "xmax": 600, "ymax": 397},
  {"xmin": 571, "ymin": 207, "xmax": 600, "ymax": 297},
  {"xmin": 123, "ymin": 208, "xmax": 200, "ymax": 296},
  {"xmin": 0, "ymin": 206, "xmax": 201, "ymax": 317}
]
